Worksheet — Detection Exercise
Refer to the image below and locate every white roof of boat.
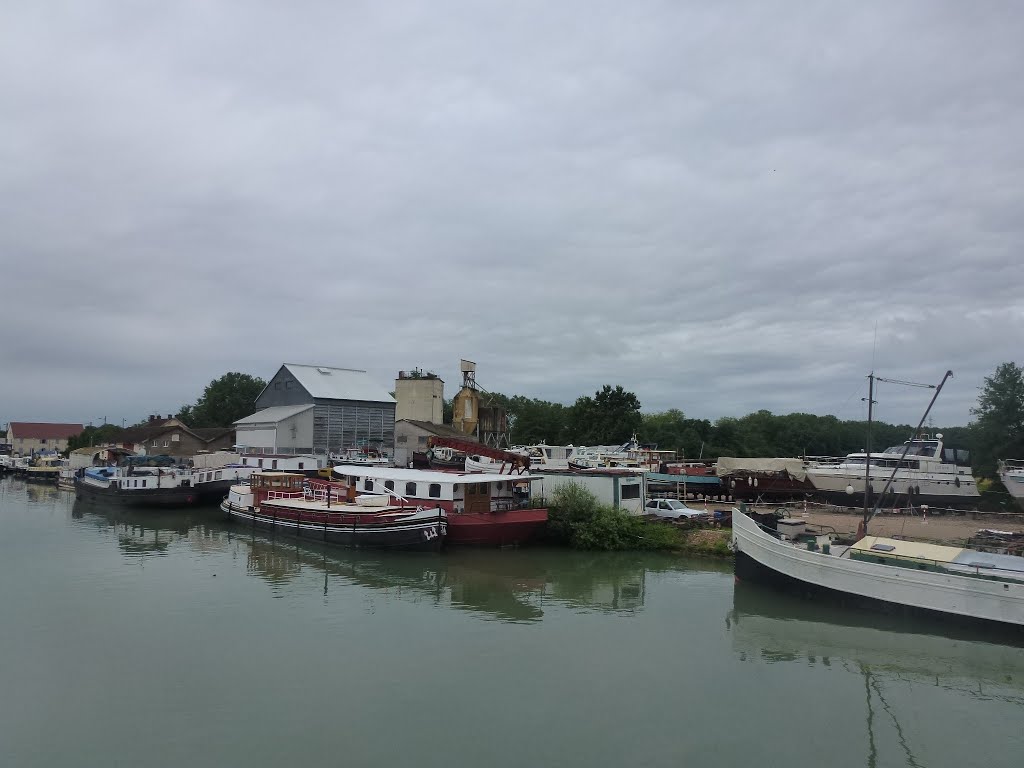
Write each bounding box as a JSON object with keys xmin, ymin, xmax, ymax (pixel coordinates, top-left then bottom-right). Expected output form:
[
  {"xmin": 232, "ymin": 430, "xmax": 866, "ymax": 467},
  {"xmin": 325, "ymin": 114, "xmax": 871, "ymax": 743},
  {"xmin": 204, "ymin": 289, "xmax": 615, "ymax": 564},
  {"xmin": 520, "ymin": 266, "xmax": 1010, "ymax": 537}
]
[
  {"xmin": 851, "ymin": 536, "xmax": 963, "ymax": 563},
  {"xmin": 283, "ymin": 364, "xmax": 395, "ymax": 403},
  {"xmin": 235, "ymin": 404, "xmax": 314, "ymax": 424},
  {"xmin": 332, "ymin": 465, "xmax": 540, "ymax": 483},
  {"xmin": 950, "ymin": 550, "xmax": 1024, "ymax": 574}
]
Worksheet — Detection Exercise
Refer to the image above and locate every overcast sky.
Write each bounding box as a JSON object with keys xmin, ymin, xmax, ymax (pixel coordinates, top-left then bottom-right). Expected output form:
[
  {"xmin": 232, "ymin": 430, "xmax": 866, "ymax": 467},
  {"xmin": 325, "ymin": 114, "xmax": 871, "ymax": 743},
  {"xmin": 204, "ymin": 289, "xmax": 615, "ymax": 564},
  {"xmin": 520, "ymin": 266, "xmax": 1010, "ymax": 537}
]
[{"xmin": 2, "ymin": 1, "xmax": 1021, "ymax": 432}]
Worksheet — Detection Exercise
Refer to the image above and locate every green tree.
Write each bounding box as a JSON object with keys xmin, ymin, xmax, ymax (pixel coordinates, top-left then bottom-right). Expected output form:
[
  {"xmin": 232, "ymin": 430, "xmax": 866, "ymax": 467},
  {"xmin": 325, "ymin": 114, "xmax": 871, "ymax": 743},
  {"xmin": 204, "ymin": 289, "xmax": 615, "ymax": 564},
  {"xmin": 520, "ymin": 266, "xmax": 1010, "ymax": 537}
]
[
  {"xmin": 177, "ymin": 372, "xmax": 267, "ymax": 428},
  {"xmin": 66, "ymin": 424, "xmax": 124, "ymax": 453},
  {"xmin": 567, "ymin": 385, "xmax": 642, "ymax": 445},
  {"xmin": 970, "ymin": 362, "xmax": 1024, "ymax": 476}
]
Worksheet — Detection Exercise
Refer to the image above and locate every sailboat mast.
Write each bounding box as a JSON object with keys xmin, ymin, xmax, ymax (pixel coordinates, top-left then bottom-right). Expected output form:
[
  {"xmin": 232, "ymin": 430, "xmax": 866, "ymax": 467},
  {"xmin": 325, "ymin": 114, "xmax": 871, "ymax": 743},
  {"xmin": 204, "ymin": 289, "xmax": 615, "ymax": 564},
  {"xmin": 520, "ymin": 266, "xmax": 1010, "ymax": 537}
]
[{"xmin": 862, "ymin": 372, "xmax": 874, "ymax": 530}]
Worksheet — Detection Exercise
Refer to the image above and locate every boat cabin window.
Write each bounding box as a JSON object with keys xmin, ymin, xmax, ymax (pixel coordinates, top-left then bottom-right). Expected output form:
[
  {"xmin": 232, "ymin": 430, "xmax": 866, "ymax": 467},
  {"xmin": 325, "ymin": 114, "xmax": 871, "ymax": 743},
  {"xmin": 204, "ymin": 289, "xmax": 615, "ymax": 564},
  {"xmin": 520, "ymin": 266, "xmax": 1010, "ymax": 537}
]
[
  {"xmin": 406, "ymin": 482, "xmax": 417, "ymax": 496},
  {"xmin": 365, "ymin": 480, "xmax": 374, "ymax": 491},
  {"xmin": 298, "ymin": 462, "xmax": 304, "ymax": 470},
  {"xmin": 384, "ymin": 480, "xmax": 395, "ymax": 491},
  {"xmin": 495, "ymin": 482, "xmax": 503, "ymax": 491},
  {"xmin": 943, "ymin": 448, "xmax": 970, "ymax": 465},
  {"xmin": 428, "ymin": 483, "xmax": 441, "ymax": 498}
]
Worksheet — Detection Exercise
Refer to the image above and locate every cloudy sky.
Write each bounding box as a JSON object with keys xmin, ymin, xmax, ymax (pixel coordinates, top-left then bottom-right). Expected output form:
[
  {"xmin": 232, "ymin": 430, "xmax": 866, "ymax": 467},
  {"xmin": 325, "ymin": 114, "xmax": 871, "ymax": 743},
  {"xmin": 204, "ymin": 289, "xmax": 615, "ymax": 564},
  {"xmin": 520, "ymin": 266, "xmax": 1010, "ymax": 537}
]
[{"xmin": 2, "ymin": 1, "xmax": 1021, "ymax": 431}]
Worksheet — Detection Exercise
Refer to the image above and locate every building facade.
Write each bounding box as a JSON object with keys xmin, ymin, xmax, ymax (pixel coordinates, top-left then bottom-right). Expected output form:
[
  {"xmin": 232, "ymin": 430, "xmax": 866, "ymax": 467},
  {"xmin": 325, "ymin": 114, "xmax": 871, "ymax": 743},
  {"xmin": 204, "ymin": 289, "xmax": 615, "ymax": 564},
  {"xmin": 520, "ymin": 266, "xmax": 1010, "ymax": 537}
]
[
  {"xmin": 7, "ymin": 422, "xmax": 84, "ymax": 456},
  {"xmin": 242, "ymin": 364, "xmax": 395, "ymax": 455},
  {"xmin": 116, "ymin": 417, "xmax": 235, "ymax": 458},
  {"xmin": 394, "ymin": 370, "xmax": 444, "ymax": 424}
]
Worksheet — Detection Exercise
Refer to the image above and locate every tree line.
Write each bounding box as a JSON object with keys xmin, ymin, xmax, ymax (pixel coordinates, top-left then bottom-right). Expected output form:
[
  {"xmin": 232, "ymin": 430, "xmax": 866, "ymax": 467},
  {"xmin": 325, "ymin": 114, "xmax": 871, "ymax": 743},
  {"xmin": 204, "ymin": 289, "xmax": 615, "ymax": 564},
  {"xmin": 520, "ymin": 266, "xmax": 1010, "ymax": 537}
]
[
  {"xmin": 66, "ymin": 363, "xmax": 1024, "ymax": 479},
  {"xmin": 478, "ymin": 363, "xmax": 1024, "ymax": 477}
]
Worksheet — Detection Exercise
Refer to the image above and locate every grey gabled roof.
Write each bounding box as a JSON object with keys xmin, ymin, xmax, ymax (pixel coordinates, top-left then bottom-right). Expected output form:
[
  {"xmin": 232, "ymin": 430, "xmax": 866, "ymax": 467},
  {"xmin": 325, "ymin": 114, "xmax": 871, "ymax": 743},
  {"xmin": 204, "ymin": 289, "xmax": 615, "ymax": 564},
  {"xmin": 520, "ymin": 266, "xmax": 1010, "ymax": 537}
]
[
  {"xmin": 235, "ymin": 404, "xmax": 314, "ymax": 426},
  {"xmin": 282, "ymin": 364, "xmax": 395, "ymax": 404}
]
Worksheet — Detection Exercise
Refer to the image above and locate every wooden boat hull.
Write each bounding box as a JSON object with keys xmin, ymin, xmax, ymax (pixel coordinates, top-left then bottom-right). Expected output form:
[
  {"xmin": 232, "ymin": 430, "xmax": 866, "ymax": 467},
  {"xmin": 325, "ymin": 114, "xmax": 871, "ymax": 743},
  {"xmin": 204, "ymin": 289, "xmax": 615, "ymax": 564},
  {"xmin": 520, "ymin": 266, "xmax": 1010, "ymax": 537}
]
[
  {"xmin": 446, "ymin": 508, "xmax": 548, "ymax": 546},
  {"xmin": 222, "ymin": 500, "xmax": 445, "ymax": 552},
  {"xmin": 732, "ymin": 509, "xmax": 1024, "ymax": 628}
]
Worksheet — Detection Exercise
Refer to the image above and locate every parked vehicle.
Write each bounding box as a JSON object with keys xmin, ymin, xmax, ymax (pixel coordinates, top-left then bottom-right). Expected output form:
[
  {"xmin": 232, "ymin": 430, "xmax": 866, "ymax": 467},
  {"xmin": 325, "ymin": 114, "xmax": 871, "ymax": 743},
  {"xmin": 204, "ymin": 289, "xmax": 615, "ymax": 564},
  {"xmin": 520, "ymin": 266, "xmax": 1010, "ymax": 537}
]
[{"xmin": 644, "ymin": 498, "xmax": 710, "ymax": 521}]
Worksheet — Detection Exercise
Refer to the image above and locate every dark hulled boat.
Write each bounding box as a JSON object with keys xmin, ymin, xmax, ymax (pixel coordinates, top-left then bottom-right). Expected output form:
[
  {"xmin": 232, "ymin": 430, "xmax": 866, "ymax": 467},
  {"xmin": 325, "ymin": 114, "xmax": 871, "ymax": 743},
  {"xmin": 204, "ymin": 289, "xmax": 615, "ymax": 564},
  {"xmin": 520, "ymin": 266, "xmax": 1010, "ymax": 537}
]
[{"xmin": 75, "ymin": 464, "xmax": 199, "ymax": 507}]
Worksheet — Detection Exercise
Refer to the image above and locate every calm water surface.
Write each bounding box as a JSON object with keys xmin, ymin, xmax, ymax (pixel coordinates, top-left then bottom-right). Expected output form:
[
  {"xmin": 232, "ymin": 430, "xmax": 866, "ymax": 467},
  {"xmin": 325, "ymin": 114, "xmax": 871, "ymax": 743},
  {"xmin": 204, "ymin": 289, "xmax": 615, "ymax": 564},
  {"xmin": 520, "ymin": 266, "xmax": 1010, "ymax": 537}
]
[{"xmin": 1, "ymin": 477, "xmax": 1022, "ymax": 767}]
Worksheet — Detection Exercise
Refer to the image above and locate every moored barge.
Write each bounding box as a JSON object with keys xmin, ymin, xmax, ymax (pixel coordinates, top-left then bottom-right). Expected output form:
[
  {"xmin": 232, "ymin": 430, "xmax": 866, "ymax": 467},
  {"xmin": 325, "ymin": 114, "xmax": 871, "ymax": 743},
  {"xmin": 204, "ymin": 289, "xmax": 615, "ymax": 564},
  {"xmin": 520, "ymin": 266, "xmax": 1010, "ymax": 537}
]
[{"xmin": 222, "ymin": 472, "xmax": 446, "ymax": 551}]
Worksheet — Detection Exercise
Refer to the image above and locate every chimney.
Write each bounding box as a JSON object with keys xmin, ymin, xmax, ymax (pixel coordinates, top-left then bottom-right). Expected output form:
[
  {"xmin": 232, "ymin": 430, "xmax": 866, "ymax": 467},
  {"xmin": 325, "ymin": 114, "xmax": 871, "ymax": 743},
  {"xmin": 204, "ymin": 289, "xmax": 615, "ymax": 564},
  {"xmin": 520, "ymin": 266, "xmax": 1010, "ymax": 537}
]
[{"xmin": 149, "ymin": 415, "xmax": 157, "ymax": 423}]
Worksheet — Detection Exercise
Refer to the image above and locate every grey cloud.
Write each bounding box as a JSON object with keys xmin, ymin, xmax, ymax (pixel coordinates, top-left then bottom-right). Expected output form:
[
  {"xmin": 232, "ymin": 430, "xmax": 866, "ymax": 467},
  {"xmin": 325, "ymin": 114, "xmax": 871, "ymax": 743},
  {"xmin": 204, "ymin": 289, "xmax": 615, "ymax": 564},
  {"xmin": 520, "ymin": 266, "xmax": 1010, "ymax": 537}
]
[{"xmin": 1, "ymin": 1, "xmax": 1021, "ymax": 430}]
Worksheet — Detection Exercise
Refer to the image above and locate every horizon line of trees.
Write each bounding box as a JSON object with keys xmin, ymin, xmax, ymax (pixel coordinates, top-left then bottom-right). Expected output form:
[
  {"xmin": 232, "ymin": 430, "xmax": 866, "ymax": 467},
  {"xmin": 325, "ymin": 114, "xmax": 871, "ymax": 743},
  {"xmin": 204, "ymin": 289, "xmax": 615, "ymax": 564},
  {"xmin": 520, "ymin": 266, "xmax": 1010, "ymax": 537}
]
[{"xmin": 64, "ymin": 362, "xmax": 1024, "ymax": 478}]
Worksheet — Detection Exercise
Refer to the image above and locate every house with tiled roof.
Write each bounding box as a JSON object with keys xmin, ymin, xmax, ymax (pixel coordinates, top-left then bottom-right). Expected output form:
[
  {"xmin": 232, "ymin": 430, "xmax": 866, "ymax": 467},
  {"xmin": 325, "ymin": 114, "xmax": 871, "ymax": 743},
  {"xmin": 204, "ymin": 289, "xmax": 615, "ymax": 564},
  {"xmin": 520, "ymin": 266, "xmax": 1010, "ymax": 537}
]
[
  {"xmin": 236, "ymin": 364, "xmax": 395, "ymax": 456},
  {"xmin": 116, "ymin": 417, "xmax": 235, "ymax": 458},
  {"xmin": 7, "ymin": 422, "xmax": 84, "ymax": 456}
]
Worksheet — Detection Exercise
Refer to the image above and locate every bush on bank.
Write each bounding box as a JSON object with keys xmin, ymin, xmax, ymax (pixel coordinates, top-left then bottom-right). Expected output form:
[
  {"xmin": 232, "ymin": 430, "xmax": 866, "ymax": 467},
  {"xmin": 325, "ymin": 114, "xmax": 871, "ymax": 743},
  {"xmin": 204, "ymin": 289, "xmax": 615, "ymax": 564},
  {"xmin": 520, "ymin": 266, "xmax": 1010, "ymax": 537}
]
[
  {"xmin": 546, "ymin": 482, "xmax": 734, "ymax": 555},
  {"xmin": 547, "ymin": 483, "xmax": 685, "ymax": 551}
]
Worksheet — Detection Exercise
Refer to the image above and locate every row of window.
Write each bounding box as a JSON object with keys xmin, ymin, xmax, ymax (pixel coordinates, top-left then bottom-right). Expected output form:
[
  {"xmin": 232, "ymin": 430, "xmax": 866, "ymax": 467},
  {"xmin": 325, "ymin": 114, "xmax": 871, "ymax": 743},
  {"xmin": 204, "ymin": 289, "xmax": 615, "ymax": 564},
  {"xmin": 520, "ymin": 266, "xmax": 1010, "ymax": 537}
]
[
  {"xmin": 354, "ymin": 479, "xmax": 512, "ymax": 498},
  {"xmin": 362, "ymin": 479, "xmax": 443, "ymax": 498}
]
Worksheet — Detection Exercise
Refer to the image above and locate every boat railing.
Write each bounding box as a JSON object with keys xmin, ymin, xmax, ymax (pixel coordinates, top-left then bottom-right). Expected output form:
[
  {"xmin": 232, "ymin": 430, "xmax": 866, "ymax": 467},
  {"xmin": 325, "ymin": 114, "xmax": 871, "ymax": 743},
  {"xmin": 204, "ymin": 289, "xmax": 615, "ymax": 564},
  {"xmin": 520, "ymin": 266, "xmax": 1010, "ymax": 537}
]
[
  {"xmin": 853, "ymin": 548, "xmax": 1024, "ymax": 582},
  {"xmin": 266, "ymin": 490, "xmax": 305, "ymax": 500}
]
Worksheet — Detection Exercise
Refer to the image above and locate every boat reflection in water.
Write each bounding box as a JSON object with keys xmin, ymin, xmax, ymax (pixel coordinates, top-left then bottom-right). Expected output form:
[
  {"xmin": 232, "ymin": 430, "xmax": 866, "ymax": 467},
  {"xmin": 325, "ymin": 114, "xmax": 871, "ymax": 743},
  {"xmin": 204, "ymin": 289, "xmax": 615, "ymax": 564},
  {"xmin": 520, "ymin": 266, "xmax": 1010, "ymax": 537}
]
[
  {"xmin": 241, "ymin": 534, "xmax": 653, "ymax": 622},
  {"xmin": 729, "ymin": 581, "xmax": 1024, "ymax": 767},
  {"xmin": 72, "ymin": 502, "xmax": 662, "ymax": 623}
]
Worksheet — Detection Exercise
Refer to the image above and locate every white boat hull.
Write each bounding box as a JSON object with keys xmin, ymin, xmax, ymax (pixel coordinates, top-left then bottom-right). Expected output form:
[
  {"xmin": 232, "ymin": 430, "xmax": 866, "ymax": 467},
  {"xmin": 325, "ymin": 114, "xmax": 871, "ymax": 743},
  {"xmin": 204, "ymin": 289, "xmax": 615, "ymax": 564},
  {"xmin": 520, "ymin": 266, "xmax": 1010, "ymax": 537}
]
[
  {"xmin": 732, "ymin": 510, "xmax": 1024, "ymax": 627},
  {"xmin": 806, "ymin": 466, "xmax": 979, "ymax": 507},
  {"xmin": 999, "ymin": 466, "xmax": 1024, "ymax": 512}
]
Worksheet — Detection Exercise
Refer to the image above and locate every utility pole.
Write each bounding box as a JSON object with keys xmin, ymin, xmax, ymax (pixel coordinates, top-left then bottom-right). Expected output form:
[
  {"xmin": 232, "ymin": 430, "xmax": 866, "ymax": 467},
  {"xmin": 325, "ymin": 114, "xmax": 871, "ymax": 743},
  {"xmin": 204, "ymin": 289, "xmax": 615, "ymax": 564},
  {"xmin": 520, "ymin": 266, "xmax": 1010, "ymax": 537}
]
[{"xmin": 861, "ymin": 372, "xmax": 875, "ymax": 535}]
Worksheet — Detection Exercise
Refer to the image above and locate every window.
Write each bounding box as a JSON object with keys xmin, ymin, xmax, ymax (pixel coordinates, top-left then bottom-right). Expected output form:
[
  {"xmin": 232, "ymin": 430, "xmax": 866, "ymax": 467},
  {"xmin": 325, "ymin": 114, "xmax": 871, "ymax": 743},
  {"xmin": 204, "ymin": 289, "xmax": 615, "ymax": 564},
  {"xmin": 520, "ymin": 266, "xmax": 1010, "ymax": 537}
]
[
  {"xmin": 215, "ymin": 471, "xmax": 222, "ymax": 480},
  {"xmin": 298, "ymin": 462, "xmax": 304, "ymax": 470},
  {"xmin": 272, "ymin": 460, "xmax": 278, "ymax": 469},
  {"xmin": 621, "ymin": 484, "xmax": 641, "ymax": 499},
  {"xmin": 171, "ymin": 434, "xmax": 180, "ymax": 442},
  {"xmin": 258, "ymin": 459, "xmax": 264, "ymax": 468},
  {"xmin": 163, "ymin": 441, "xmax": 169, "ymax": 448},
  {"xmin": 495, "ymin": 482, "xmax": 503, "ymax": 491},
  {"xmin": 428, "ymin": 483, "xmax": 441, "ymax": 498},
  {"xmin": 397, "ymin": 435, "xmax": 407, "ymax": 443},
  {"xmin": 41, "ymin": 439, "xmax": 47, "ymax": 445},
  {"xmin": 384, "ymin": 480, "xmax": 395, "ymax": 491},
  {"xmin": 142, "ymin": 480, "xmax": 147, "ymax": 488},
  {"xmin": 366, "ymin": 480, "xmax": 374, "ymax": 491},
  {"xmin": 274, "ymin": 382, "xmax": 281, "ymax": 390},
  {"xmin": 406, "ymin": 482, "xmax": 417, "ymax": 496},
  {"xmin": 152, "ymin": 440, "xmax": 158, "ymax": 447},
  {"xmin": 418, "ymin": 436, "xmax": 428, "ymax": 445}
]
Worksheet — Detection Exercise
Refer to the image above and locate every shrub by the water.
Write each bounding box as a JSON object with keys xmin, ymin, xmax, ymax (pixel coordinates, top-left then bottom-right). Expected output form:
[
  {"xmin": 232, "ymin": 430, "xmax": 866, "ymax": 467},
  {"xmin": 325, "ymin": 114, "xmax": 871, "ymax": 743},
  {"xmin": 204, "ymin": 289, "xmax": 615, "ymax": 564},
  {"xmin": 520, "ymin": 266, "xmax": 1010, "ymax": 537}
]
[{"xmin": 547, "ymin": 483, "xmax": 685, "ymax": 551}]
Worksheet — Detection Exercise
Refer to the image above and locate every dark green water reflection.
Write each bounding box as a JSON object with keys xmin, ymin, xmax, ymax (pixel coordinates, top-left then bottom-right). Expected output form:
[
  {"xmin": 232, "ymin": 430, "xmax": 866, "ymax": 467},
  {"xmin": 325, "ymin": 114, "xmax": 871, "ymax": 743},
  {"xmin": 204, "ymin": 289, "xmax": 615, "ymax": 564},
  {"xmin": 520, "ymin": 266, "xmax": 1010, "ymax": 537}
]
[{"xmin": 1, "ymin": 478, "xmax": 1021, "ymax": 767}]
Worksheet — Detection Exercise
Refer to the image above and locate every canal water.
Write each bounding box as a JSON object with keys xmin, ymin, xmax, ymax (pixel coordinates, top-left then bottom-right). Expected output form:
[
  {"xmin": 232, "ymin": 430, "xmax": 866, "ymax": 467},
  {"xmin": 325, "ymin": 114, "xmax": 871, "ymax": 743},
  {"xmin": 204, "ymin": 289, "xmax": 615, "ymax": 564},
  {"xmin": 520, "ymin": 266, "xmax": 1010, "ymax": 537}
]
[{"xmin": 1, "ymin": 477, "xmax": 1022, "ymax": 767}]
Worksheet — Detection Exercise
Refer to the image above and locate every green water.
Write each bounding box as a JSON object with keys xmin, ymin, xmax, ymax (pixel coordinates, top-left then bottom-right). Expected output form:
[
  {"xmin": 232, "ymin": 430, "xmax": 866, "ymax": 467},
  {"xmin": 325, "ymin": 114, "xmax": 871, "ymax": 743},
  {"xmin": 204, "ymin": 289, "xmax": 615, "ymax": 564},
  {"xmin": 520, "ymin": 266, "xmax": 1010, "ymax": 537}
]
[{"xmin": 1, "ymin": 477, "xmax": 1022, "ymax": 767}]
